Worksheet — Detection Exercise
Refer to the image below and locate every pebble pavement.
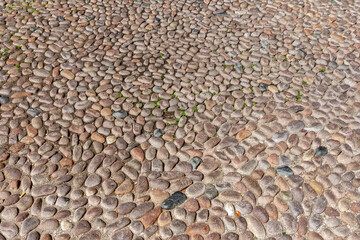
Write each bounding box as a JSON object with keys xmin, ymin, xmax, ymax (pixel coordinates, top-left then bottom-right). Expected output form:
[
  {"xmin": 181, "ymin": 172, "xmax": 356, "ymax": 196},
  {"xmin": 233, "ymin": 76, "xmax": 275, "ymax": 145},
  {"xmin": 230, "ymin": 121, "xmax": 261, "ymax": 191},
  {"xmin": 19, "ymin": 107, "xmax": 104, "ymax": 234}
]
[{"xmin": 0, "ymin": 0, "xmax": 360, "ymax": 239}]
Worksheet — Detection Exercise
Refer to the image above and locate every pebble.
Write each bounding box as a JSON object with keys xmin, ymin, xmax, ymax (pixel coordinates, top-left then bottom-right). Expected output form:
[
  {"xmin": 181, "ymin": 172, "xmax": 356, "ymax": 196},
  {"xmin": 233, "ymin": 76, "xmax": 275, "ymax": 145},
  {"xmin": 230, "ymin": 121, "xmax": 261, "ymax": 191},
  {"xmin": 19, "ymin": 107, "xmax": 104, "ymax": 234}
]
[
  {"xmin": 190, "ymin": 157, "xmax": 203, "ymax": 169},
  {"xmin": 0, "ymin": 222, "xmax": 19, "ymax": 238},
  {"xmin": 154, "ymin": 129, "xmax": 165, "ymax": 137},
  {"xmin": 111, "ymin": 229, "xmax": 133, "ymax": 240},
  {"xmin": 27, "ymin": 108, "xmax": 42, "ymax": 117},
  {"xmin": 20, "ymin": 217, "xmax": 40, "ymax": 236},
  {"xmin": 277, "ymin": 166, "xmax": 294, "ymax": 176},
  {"xmin": 315, "ymin": 146, "xmax": 328, "ymax": 156},
  {"xmin": 113, "ymin": 111, "xmax": 128, "ymax": 119},
  {"xmin": 141, "ymin": 206, "xmax": 162, "ymax": 228},
  {"xmin": 204, "ymin": 184, "xmax": 218, "ymax": 200},
  {"xmin": 245, "ymin": 216, "xmax": 266, "ymax": 238},
  {"xmin": 162, "ymin": 191, "xmax": 187, "ymax": 210}
]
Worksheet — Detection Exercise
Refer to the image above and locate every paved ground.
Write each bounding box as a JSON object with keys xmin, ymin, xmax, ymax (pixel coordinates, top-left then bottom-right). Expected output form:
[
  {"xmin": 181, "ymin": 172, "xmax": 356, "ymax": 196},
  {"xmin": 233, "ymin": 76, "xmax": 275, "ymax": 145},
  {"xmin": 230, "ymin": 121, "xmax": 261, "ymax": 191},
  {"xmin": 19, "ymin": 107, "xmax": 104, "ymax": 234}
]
[{"xmin": 0, "ymin": 0, "xmax": 360, "ymax": 239}]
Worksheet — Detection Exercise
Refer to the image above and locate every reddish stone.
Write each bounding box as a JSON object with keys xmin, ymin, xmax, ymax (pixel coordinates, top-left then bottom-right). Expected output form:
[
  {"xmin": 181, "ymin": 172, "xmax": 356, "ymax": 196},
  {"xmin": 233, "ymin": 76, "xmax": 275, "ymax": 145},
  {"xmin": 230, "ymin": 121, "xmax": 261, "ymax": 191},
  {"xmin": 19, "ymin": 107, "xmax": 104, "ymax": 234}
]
[
  {"xmin": 79, "ymin": 132, "xmax": 90, "ymax": 142},
  {"xmin": 59, "ymin": 158, "xmax": 73, "ymax": 167},
  {"xmin": 246, "ymin": 143, "xmax": 266, "ymax": 159},
  {"xmin": 265, "ymin": 203, "xmax": 278, "ymax": 220},
  {"xmin": 91, "ymin": 132, "xmax": 105, "ymax": 143},
  {"xmin": 267, "ymin": 154, "xmax": 279, "ymax": 165},
  {"xmin": 190, "ymin": 235, "xmax": 204, "ymax": 240},
  {"xmin": 308, "ymin": 231, "xmax": 324, "ymax": 240},
  {"xmin": 251, "ymin": 169, "xmax": 264, "ymax": 180},
  {"xmin": 26, "ymin": 125, "xmax": 37, "ymax": 137},
  {"xmin": 185, "ymin": 199, "xmax": 200, "ymax": 212},
  {"xmin": 21, "ymin": 136, "xmax": 34, "ymax": 144},
  {"xmin": 350, "ymin": 202, "xmax": 360, "ymax": 213},
  {"xmin": 11, "ymin": 92, "xmax": 31, "ymax": 98},
  {"xmin": 234, "ymin": 181, "xmax": 247, "ymax": 193},
  {"xmin": 186, "ymin": 223, "xmax": 209, "ymax": 235},
  {"xmin": 236, "ymin": 129, "xmax": 251, "ymax": 141},
  {"xmin": 9, "ymin": 180, "xmax": 19, "ymax": 190},
  {"xmin": 197, "ymin": 196, "xmax": 210, "ymax": 208},
  {"xmin": 324, "ymin": 207, "xmax": 339, "ymax": 216},
  {"xmin": 0, "ymin": 152, "xmax": 10, "ymax": 162},
  {"xmin": 298, "ymin": 215, "xmax": 308, "ymax": 235},
  {"xmin": 141, "ymin": 206, "xmax": 162, "ymax": 229},
  {"xmin": 10, "ymin": 142, "xmax": 24, "ymax": 153},
  {"xmin": 158, "ymin": 211, "xmax": 171, "ymax": 226},
  {"xmin": 205, "ymin": 233, "xmax": 221, "ymax": 240},
  {"xmin": 277, "ymin": 141, "xmax": 288, "ymax": 153},
  {"xmin": 130, "ymin": 147, "xmax": 144, "ymax": 161}
]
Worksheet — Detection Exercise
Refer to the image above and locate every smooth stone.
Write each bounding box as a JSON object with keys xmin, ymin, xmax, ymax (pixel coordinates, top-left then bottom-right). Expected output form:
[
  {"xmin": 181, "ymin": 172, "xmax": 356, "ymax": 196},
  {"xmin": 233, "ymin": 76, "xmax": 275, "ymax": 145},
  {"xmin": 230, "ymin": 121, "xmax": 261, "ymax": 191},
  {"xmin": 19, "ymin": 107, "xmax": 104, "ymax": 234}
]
[
  {"xmin": 27, "ymin": 108, "xmax": 42, "ymax": 117},
  {"xmin": 161, "ymin": 191, "xmax": 187, "ymax": 210},
  {"xmin": 277, "ymin": 166, "xmax": 294, "ymax": 176},
  {"xmin": 313, "ymin": 195, "xmax": 327, "ymax": 213},
  {"xmin": 111, "ymin": 229, "xmax": 133, "ymax": 240},
  {"xmin": 287, "ymin": 120, "xmax": 305, "ymax": 133},
  {"xmin": 186, "ymin": 183, "xmax": 205, "ymax": 198},
  {"xmin": 20, "ymin": 217, "xmax": 40, "ymax": 236},
  {"xmin": 73, "ymin": 220, "xmax": 91, "ymax": 235},
  {"xmin": 190, "ymin": 157, "xmax": 203, "ymax": 169},
  {"xmin": 154, "ymin": 129, "xmax": 165, "ymax": 137},
  {"xmin": 259, "ymin": 83, "xmax": 268, "ymax": 92},
  {"xmin": 130, "ymin": 202, "xmax": 154, "ymax": 219},
  {"xmin": 32, "ymin": 185, "xmax": 56, "ymax": 197},
  {"xmin": 0, "ymin": 96, "xmax": 9, "ymax": 104},
  {"xmin": 245, "ymin": 216, "xmax": 266, "ymax": 238},
  {"xmin": 113, "ymin": 110, "xmax": 128, "ymax": 119},
  {"xmin": 0, "ymin": 222, "xmax": 19, "ymax": 238},
  {"xmin": 315, "ymin": 146, "xmax": 328, "ymax": 156},
  {"xmin": 205, "ymin": 184, "xmax": 218, "ymax": 200}
]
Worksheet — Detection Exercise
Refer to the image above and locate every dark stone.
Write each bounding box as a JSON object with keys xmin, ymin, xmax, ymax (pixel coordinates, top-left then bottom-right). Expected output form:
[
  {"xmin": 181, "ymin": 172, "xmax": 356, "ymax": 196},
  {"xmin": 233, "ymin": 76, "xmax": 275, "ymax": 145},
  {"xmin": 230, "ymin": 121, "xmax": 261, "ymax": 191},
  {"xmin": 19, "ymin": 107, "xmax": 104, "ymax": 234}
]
[
  {"xmin": 234, "ymin": 62, "xmax": 243, "ymax": 73},
  {"xmin": 0, "ymin": 96, "xmax": 9, "ymax": 104},
  {"xmin": 190, "ymin": 157, "xmax": 203, "ymax": 169},
  {"xmin": 87, "ymin": 15, "xmax": 95, "ymax": 21},
  {"xmin": 259, "ymin": 83, "xmax": 268, "ymax": 92},
  {"xmin": 161, "ymin": 191, "xmax": 187, "ymax": 210},
  {"xmin": 30, "ymin": 27, "xmax": 39, "ymax": 32},
  {"xmin": 27, "ymin": 108, "xmax": 42, "ymax": 117},
  {"xmin": 315, "ymin": 146, "xmax": 328, "ymax": 156},
  {"xmin": 205, "ymin": 184, "xmax": 218, "ymax": 200},
  {"xmin": 113, "ymin": 110, "xmax": 128, "ymax": 119},
  {"xmin": 216, "ymin": 11, "xmax": 228, "ymax": 16},
  {"xmin": 58, "ymin": 16, "xmax": 65, "ymax": 22},
  {"xmin": 192, "ymin": 29, "xmax": 200, "ymax": 34},
  {"xmin": 154, "ymin": 129, "xmax": 165, "ymax": 137},
  {"xmin": 277, "ymin": 166, "xmax": 294, "ymax": 176}
]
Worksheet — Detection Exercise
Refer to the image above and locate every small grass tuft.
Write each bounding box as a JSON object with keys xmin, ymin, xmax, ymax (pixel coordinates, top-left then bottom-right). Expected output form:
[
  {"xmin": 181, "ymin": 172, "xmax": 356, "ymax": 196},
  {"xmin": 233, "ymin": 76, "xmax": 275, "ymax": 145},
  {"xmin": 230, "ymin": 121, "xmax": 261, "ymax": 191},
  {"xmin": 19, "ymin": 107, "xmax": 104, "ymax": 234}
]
[{"xmin": 296, "ymin": 89, "xmax": 303, "ymax": 102}]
